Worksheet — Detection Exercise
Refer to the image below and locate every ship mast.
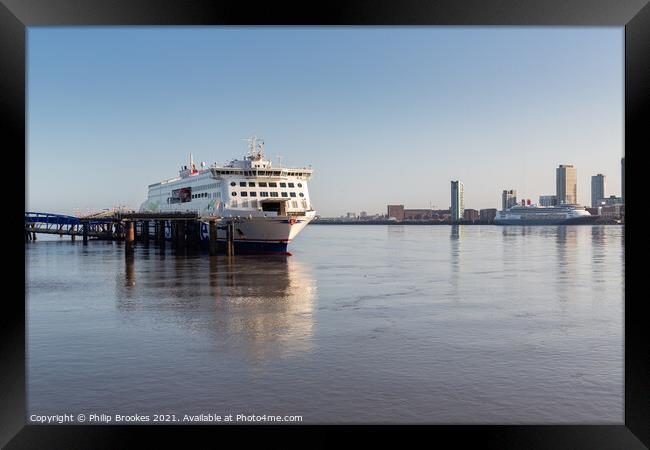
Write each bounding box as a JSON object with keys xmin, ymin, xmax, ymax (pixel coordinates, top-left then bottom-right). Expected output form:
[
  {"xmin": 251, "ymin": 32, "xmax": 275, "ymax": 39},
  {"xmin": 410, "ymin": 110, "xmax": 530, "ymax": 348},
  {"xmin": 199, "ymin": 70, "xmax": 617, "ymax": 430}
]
[{"xmin": 241, "ymin": 135, "xmax": 265, "ymax": 161}]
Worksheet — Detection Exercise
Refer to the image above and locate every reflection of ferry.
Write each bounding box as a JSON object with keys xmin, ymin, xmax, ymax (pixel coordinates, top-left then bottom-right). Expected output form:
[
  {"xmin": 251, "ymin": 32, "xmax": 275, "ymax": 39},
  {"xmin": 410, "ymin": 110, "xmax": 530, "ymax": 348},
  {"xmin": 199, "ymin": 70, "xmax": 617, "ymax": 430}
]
[
  {"xmin": 139, "ymin": 136, "xmax": 315, "ymax": 253},
  {"xmin": 494, "ymin": 204, "xmax": 596, "ymax": 225},
  {"xmin": 119, "ymin": 255, "xmax": 316, "ymax": 359}
]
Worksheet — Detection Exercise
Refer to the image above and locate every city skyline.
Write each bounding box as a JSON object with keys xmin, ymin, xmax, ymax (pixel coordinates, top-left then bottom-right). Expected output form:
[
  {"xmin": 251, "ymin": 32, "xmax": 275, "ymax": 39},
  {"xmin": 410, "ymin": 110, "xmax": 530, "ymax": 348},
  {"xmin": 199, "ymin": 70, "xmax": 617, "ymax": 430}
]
[{"xmin": 27, "ymin": 27, "xmax": 623, "ymax": 216}]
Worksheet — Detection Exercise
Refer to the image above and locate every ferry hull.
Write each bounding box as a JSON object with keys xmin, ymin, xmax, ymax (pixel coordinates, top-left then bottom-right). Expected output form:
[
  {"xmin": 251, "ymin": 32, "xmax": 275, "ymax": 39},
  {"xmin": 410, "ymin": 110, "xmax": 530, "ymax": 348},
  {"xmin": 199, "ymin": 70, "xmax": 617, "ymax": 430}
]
[{"xmin": 160, "ymin": 215, "xmax": 312, "ymax": 254}]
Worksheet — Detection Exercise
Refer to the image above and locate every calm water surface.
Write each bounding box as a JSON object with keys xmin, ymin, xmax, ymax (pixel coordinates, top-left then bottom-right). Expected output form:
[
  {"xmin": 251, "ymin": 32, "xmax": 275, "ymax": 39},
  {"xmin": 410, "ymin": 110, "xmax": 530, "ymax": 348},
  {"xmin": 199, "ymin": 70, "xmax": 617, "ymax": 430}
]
[{"xmin": 26, "ymin": 225, "xmax": 624, "ymax": 423}]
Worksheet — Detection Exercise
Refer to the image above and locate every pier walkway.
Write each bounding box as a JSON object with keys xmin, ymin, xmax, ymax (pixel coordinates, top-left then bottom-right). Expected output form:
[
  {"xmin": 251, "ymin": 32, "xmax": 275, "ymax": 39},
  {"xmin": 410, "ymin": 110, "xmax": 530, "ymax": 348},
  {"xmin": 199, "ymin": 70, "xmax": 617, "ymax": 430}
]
[{"xmin": 25, "ymin": 211, "xmax": 236, "ymax": 255}]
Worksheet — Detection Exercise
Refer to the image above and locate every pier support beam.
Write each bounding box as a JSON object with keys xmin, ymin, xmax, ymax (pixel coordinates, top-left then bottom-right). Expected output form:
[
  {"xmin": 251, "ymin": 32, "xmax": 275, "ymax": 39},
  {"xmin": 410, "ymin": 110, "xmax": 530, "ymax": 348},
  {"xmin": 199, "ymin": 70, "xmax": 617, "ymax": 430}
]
[
  {"xmin": 125, "ymin": 221, "xmax": 135, "ymax": 256},
  {"xmin": 82, "ymin": 222, "xmax": 88, "ymax": 244},
  {"xmin": 70, "ymin": 225, "xmax": 76, "ymax": 241},
  {"xmin": 209, "ymin": 221, "xmax": 217, "ymax": 256}
]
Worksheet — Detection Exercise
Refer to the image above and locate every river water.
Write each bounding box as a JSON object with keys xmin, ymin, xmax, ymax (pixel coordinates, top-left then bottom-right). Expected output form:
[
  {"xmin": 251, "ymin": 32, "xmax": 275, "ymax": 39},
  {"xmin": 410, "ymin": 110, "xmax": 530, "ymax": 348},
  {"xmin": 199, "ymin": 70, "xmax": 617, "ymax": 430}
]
[{"xmin": 26, "ymin": 225, "xmax": 624, "ymax": 424}]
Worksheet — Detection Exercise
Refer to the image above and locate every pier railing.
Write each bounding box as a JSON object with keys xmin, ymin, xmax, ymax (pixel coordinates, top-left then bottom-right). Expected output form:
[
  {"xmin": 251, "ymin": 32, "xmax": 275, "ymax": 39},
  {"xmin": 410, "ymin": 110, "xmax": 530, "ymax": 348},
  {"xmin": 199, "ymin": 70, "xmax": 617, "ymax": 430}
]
[{"xmin": 25, "ymin": 211, "xmax": 237, "ymax": 256}]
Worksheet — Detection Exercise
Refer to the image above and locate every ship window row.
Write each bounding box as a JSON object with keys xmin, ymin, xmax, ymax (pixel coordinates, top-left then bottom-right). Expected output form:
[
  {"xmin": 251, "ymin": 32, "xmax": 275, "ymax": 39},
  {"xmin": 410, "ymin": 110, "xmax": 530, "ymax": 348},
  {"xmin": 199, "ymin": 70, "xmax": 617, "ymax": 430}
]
[
  {"xmin": 230, "ymin": 199, "xmax": 309, "ymax": 209},
  {"xmin": 231, "ymin": 181, "xmax": 301, "ymax": 188},
  {"xmin": 216, "ymin": 170, "xmax": 307, "ymax": 177},
  {"xmin": 232, "ymin": 191, "xmax": 304, "ymax": 198},
  {"xmin": 194, "ymin": 182, "xmax": 220, "ymax": 192},
  {"xmin": 161, "ymin": 182, "xmax": 220, "ymax": 196},
  {"xmin": 165, "ymin": 191, "xmax": 221, "ymax": 203}
]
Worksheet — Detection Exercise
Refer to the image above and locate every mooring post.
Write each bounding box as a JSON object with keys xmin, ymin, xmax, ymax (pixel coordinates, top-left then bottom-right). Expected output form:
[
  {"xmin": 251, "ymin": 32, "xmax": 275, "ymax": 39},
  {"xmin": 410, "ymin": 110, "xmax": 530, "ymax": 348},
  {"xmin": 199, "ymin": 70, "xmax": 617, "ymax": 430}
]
[
  {"xmin": 184, "ymin": 220, "xmax": 190, "ymax": 249},
  {"xmin": 171, "ymin": 221, "xmax": 177, "ymax": 248},
  {"xmin": 226, "ymin": 222, "xmax": 234, "ymax": 256},
  {"xmin": 158, "ymin": 220, "xmax": 166, "ymax": 246},
  {"xmin": 193, "ymin": 220, "xmax": 201, "ymax": 251},
  {"xmin": 125, "ymin": 221, "xmax": 135, "ymax": 255},
  {"xmin": 142, "ymin": 220, "xmax": 149, "ymax": 245},
  {"xmin": 82, "ymin": 222, "xmax": 88, "ymax": 244},
  {"xmin": 209, "ymin": 220, "xmax": 217, "ymax": 256}
]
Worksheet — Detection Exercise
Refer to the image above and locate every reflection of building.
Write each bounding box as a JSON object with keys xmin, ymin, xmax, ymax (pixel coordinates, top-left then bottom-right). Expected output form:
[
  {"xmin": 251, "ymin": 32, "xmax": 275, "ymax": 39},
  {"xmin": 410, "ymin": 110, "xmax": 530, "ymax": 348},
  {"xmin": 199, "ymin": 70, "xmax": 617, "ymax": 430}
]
[
  {"xmin": 387, "ymin": 205, "xmax": 405, "ymax": 221},
  {"xmin": 451, "ymin": 180, "xmax": 464, "ymax": 222},
  {"xmin": 480, "ymin": 208, "xmax": 497, "ymax": 222},
  {"xmin": 556, "ymin": 164, "xmax": 577, "ymax": 205},
  {"xmin": 591, "ymin": 174, "xmax": 606, "ymax": 208},
  {"xmin": 539, "ymin": 195, "xmax": 557, "ymax": 207},
  {"xmin": 463, "ymin": 209, "xmax": 479, "ymax": 221},
  {"xmin": 502, "ymin": 189, "xmax": 517, "ymax": 211}
]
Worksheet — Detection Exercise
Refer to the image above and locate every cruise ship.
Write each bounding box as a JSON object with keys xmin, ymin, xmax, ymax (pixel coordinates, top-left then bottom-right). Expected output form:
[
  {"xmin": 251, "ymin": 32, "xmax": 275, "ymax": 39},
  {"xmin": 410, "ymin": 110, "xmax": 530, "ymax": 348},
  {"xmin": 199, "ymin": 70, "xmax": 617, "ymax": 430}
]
[
  {"xmin": 139, "ymin": 136, "xmax": 315, "ymax": 253},
  {"xmin": 494, "ymin": 204, "xmax": 596, "ymax": 225}
]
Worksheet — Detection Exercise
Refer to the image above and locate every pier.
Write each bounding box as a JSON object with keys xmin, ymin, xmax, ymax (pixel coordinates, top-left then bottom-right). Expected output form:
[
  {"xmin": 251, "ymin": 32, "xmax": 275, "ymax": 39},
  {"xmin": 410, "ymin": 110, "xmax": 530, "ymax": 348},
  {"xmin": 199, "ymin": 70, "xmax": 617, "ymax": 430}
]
[{"xmin": 25, "ymin": 211, "xmax": 237, "ymax": 256}]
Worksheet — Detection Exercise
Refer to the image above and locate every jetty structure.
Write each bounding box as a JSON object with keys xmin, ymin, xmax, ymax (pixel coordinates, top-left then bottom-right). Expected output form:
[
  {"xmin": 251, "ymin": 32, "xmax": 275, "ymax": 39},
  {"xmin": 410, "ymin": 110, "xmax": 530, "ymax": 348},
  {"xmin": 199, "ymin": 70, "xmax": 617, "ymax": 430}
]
[{"xmin": 25, "ymin": 210, "xmax": 243, "ymax": 257}]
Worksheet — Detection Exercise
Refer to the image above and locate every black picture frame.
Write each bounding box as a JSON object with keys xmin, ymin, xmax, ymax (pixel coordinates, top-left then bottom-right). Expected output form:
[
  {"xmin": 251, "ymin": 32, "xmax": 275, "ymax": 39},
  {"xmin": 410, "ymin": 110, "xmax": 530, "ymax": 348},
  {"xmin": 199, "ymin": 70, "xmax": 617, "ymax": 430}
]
[{"xmin": 3, "ymin": 0, "xmax": 648, "ymax": 447}]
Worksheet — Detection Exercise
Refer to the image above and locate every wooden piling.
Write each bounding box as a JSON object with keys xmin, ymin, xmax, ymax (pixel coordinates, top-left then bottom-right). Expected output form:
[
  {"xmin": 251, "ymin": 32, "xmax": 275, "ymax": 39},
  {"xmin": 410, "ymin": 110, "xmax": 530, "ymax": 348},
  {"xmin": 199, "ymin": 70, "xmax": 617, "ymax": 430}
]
[
  {"xmin": 209, "ymin": 221, "xmax": 217, "ymax": 256},
  {"xmin": 82, "ymin": 222, "xmax": 88, "ymax": 244},
  {"xmin": 171, "ymin": 221, "xmax": 178, "ymax": 248},
  {"xmin": 226, "ymin": 222, "xmax": 234, "ymax": 256},
  {"xmin": 142, "ymin": 220, "xmax": 149, "ymax": 245},
  {"xmin": 31, "ymin": 223, "xmax": 37, "ymax": 241},
  {"xmin": 125, "ymin": 221, "xmax": 135, "ymax": 255},
  {"xmin": 157, "ymin": 220, "xmax": 166, "ymax": 246},
  {"xmin": 70, "ymin": 224, "xmax": 76, "ymax": 241},
  {"xmin": 193, "ymin": 220, "xmax": 202, "ymax": 251}
]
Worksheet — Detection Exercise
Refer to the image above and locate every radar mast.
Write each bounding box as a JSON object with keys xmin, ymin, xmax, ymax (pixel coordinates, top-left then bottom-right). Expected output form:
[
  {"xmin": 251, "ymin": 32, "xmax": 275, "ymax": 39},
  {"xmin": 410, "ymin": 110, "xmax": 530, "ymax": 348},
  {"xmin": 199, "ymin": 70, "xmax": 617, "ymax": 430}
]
[{"xmin": 242, "ymin": 135, "xmax": 265, "ymax": 161}]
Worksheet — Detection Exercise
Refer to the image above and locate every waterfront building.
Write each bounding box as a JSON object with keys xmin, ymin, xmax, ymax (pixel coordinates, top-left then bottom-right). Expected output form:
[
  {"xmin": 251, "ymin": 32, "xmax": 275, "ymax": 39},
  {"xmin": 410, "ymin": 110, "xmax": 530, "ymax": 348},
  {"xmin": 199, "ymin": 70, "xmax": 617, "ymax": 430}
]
[
  {"xmin": 556, "ymin": 164, "xmax": 577, "ymax": 205},
  {"xmin": 404, "ymin": 209, "xmax": 435, "ymax": 220},
  {"xmin": 359, "ymin": 211, "xmax": 368, "ymax": 218},
  {"xmin": 591, "ymin": 174, "xmax": 606, "ymax": 208},
  {"xmin": 463, "ymin": 209, "xmax": 479, "ymax": 221},
  {"xmin": 501, "ymin": 189, "xmax": 517, "ymax": 211},
  {"xmin": 601, "ymin": 204, "xmax": 624, "ymax": 220},
  {"xmin": 480, "ymin": 208, "xmax": 497, "ymax": 222},
  {"xmin": 387, "ymin": 205, "xmax": 405, "ymax": 221},
  {"xmin": 601, "ymin": 195, "xmax": 624, "ymax": 206},
  {"xmin": 451, "ymin": 181, "xmax": 465, "ymax": 222},
  {"xmin": 539, "ymin": 195, "xmax": 557, "ymax": 207},
  {"xmin": 621, "ymin": 157, "xmax": 625, "ymax": 203}
]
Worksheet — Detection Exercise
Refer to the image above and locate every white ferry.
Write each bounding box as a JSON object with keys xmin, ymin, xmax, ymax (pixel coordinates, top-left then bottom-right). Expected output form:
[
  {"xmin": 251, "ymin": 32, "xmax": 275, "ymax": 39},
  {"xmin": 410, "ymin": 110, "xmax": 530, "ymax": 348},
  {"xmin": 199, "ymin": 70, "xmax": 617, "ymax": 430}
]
[
  {"xmin": 494, "ymin": 204, "xmax": 596, "ymax": 225},
  {"xmin": 139, "ymin": 136, "xmax": 315, "ymax": 253}
]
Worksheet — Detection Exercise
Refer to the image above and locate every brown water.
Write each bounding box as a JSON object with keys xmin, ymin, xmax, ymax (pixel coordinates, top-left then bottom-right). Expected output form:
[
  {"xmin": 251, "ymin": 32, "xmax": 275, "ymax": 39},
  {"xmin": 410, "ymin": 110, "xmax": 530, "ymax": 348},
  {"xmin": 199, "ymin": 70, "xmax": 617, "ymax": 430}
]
[{"xmin": 26, "ymin": 225, "xmax": 624, "ymax": 424}]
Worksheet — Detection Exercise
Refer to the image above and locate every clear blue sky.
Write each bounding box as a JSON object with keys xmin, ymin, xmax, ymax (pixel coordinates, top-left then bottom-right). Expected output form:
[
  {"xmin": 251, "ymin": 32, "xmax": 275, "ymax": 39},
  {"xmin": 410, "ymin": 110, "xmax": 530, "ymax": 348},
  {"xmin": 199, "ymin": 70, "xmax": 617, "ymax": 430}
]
[{"xmin": 27, "ymin": 27, "xmax": 623, "ymax": 216}]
